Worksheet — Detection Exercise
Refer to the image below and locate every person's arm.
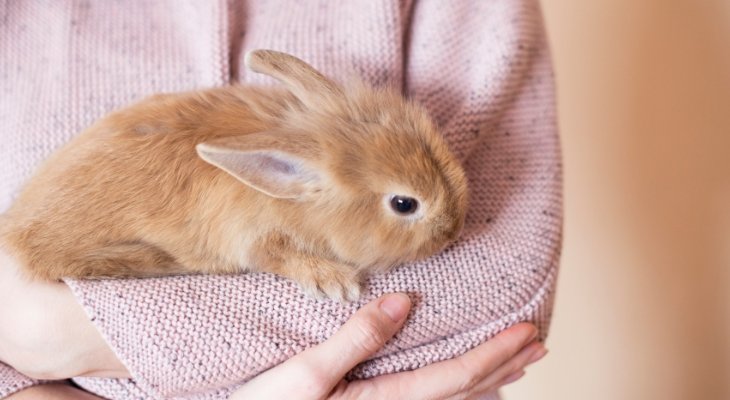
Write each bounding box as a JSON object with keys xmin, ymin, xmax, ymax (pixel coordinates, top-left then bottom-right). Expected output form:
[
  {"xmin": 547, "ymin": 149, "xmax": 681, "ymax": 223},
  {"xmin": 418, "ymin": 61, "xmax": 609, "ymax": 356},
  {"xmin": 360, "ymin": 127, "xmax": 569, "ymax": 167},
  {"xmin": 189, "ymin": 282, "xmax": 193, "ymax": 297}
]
[
  {"xmin": 6, "ymin": 383, "xmax": 104, "ymax": 400},
  {"xmin": 0, "ymin": 249, "xmax": 130, "ymax": 381},
  {"xmin": 230, "ymin": 294, "xmax": 545, "ymax": 399},
  {"xmin": 0, "ymin": 248, "xmax": 545, "ymax": 399}
]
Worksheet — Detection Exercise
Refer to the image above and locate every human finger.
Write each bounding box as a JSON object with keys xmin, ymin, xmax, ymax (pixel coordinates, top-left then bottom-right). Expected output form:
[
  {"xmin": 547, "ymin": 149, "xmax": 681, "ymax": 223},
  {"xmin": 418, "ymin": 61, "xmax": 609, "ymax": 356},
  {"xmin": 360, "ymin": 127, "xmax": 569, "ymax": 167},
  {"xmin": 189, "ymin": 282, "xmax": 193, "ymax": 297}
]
[
  {"xmin": 465, "ymin": 341, "xmax": 547, "ymax": 398},
  {"xmin": 354, "ymin": 323, "xmax": 538, "ymax": 399},
  {"xmin": 296, "ymin": 293, "xmax": 411, "ymax": 383},
  {"xmin": 230, "ymin": 293, "xmax": 411, "ymax": 400}
]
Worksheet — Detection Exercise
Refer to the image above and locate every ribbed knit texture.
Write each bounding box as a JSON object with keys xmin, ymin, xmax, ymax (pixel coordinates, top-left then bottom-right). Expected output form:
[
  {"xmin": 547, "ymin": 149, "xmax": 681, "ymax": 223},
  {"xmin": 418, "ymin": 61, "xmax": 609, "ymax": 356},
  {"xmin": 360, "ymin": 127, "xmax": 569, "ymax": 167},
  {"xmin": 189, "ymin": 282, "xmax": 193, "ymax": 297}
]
[{"xmin": 0, "ymin": 1, "xmax": 560, "ymax": 399}]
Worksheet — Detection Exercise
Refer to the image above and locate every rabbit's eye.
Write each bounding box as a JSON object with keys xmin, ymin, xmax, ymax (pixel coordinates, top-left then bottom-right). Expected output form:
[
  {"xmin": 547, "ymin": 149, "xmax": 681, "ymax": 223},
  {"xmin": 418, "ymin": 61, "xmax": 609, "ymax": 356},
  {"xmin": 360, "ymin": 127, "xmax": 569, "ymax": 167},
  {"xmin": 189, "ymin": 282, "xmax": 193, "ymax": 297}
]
[{"xmin": 390, "ymin": 195, "xmax": 418, "ymax": 215}]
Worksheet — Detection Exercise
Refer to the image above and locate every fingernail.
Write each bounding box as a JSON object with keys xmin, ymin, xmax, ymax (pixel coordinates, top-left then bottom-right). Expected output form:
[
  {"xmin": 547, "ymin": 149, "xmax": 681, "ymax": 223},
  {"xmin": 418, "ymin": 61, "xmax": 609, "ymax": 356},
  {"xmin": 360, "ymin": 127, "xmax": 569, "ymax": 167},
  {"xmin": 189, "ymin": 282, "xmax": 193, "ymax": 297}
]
[
  {"xmin": 379, "ymin": 293, "xmax": 411, "ymax": 323},
  {"xmin": 528, "ymin": 347, "xmax": 548, "ymax": 364},
  {"xmin": 503, "ymin": 370, "xmax": 525, "ymax": 385}
]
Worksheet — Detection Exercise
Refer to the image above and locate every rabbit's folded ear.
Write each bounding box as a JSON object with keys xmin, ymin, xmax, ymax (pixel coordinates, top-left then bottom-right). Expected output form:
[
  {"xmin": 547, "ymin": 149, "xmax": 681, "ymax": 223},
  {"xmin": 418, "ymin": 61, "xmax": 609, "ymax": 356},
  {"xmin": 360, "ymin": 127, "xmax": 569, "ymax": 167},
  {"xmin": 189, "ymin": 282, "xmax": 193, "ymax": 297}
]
[
  {"xmin": 196, "ymin": 132, "xmax": 324, "ymax": 200},
  {"xmin": 245, "ymin": 49, "xmax": 343, "ymax": 109}
]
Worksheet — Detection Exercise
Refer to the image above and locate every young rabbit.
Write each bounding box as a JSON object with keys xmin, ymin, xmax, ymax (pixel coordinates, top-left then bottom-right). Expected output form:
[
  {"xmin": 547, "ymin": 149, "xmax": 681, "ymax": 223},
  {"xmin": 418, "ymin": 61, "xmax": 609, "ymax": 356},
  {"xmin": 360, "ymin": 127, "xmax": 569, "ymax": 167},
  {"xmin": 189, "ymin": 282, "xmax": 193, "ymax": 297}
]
[{"xmin": 0, "ymin": 50, "xmax": 468, "ymax": 301}]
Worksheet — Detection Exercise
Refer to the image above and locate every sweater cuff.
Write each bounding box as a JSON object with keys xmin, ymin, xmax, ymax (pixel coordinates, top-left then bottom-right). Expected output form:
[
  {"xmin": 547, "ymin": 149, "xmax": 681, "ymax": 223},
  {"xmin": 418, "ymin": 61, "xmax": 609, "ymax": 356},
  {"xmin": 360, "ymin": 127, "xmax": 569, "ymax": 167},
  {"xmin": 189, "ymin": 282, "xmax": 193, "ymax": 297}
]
[{"xmin": 0, "ymin": 362, "xmax": 40, "ymax": 399}]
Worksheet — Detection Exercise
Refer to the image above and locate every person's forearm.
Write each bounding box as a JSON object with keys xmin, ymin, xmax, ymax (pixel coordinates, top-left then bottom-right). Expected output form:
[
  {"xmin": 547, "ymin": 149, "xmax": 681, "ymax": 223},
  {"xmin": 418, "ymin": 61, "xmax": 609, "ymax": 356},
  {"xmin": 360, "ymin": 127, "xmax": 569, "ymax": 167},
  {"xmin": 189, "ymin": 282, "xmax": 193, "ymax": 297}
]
[{"xmin": 6, "ymin": 383, "xmax": 104, "ymax": 400}]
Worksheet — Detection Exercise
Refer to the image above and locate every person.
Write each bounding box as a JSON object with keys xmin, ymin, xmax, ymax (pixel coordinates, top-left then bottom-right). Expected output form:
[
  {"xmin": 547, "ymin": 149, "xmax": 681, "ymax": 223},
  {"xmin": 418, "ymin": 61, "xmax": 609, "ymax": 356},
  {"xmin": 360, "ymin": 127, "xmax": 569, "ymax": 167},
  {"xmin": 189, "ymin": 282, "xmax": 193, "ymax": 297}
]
[{"xmin": 0, "ymin": 1, "xmax": 560, "ymax": 398}]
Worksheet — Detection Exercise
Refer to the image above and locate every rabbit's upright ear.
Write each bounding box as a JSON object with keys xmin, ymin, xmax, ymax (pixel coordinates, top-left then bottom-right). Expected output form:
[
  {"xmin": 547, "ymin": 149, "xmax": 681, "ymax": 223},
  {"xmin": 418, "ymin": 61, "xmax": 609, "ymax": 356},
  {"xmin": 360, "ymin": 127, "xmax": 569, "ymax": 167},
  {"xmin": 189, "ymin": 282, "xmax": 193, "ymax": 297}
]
[
  {"xmin": 196, "ymin": 132, "xmax": 324, "ymax": 200},
  {"xmin": 245, "ymin": 49, "xmax": 343, "ymax": 109}
]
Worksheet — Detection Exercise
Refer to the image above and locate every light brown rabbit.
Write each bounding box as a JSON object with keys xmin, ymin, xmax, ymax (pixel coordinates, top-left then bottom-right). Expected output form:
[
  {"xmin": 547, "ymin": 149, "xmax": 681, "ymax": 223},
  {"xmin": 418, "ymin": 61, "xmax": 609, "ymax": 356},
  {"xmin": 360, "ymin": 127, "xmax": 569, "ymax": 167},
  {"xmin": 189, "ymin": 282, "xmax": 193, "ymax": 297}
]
[{"xmin": 0, "ymin": 50, "xmax": 468, "ymax": 301}]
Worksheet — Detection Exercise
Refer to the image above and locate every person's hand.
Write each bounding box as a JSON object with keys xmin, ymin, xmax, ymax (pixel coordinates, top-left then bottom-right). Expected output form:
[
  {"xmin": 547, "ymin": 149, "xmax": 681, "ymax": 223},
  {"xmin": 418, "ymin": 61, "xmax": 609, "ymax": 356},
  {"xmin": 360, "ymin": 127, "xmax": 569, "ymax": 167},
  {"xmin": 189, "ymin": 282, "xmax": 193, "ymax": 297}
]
[
  {"xmin": 0, "ymin": 248, "xmax": 131, "ymax": 380},
  {"xmin": 231, "ymin": 293, "xmax": 546, "ymax": 400},
  {"xmin": 1, "ymin": 247, "xmax": 546, "ymax": 399}
]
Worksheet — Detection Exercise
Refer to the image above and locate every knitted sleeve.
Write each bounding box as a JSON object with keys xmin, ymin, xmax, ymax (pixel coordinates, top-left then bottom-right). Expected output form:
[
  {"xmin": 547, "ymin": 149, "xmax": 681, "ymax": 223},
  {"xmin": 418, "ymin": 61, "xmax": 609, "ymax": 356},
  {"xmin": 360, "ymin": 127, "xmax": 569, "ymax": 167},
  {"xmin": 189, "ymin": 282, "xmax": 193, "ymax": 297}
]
[
  {"xmin": 1, "ymin": 1, "xmax": 559, "ymax": 399},
  {"xmin": 0, "ymin": 363, "xmax": 39, "ymax": 399}
]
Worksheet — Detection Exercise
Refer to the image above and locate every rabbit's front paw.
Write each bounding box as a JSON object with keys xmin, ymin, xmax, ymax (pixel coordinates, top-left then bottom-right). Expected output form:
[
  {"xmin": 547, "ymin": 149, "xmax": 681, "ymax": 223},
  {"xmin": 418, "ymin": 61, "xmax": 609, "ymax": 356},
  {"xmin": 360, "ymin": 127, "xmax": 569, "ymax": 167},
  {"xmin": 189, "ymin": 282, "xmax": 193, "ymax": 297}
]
[{"xmin": 298, "ymin": 259, "xmax": 361, "ymax": 302}]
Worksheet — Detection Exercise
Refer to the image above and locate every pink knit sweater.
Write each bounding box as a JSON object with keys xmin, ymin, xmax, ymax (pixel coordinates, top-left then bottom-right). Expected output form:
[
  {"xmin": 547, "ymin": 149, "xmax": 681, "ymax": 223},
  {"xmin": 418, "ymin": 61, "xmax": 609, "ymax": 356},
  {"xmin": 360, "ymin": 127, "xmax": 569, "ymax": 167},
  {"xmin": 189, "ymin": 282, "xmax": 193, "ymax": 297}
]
[{"xmin": 0, "ymin": 1, "xmax": 560, "ymax": 399}]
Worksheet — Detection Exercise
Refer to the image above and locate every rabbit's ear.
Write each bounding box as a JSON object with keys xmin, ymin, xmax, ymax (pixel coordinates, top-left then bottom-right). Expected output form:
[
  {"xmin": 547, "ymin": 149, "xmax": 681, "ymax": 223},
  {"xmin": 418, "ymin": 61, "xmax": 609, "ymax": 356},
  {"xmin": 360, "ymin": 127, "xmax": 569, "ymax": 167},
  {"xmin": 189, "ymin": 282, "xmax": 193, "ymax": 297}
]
[
  {"xmin": 196, "ymin": 132, "xmax": 324, "ymax": 200},
  {"xmin": 245, "ymin": 49, "xmax": 343, "ymax": 109}
]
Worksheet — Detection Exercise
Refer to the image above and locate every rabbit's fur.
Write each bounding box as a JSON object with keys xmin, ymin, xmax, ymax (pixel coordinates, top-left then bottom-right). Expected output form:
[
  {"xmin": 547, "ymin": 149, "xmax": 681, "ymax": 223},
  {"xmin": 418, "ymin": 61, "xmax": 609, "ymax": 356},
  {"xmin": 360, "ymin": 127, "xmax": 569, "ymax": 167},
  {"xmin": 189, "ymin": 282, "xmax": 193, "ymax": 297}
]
[{"xmin": 0, "ymin": 50, "xmax": 468, "ymax": 301}]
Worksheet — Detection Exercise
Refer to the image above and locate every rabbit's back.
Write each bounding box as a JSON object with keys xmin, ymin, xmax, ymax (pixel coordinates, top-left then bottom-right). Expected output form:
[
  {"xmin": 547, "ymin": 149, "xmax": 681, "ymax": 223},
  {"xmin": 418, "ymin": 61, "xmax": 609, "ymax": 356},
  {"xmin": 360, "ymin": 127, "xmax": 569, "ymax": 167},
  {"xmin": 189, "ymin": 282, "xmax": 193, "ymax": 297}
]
[{"xmin": 1, "ymin": 86, "xmax": 289, "ymax": 280}]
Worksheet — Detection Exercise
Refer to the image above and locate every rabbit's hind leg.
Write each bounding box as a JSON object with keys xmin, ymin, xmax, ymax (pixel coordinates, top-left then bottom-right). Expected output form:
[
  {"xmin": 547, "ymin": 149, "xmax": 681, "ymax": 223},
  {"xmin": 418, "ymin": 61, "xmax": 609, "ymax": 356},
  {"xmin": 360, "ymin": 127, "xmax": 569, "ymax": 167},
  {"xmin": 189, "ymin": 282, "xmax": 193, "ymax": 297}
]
[{"xmin": 62, "ymin": 241, "xmax": 188, "ymax": 279}]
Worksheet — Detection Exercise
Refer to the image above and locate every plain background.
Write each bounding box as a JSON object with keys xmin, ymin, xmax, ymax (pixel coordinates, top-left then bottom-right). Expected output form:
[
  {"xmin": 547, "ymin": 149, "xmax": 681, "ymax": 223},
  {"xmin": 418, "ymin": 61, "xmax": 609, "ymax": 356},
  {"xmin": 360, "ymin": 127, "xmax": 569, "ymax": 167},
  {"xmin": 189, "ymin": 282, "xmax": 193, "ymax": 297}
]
[{"xmin": 502, "ymin": 0, "xmax": 730, "ymax": 399}]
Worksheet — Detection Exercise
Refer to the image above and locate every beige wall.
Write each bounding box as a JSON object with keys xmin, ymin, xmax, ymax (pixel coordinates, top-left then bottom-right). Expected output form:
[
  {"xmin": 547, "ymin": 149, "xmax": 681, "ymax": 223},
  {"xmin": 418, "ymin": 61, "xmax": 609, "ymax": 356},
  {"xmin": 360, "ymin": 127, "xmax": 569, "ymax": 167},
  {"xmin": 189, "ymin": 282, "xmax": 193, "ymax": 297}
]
[{"xmin": 503, "ymin": 1, "xmax": 730, "ymax": 399}]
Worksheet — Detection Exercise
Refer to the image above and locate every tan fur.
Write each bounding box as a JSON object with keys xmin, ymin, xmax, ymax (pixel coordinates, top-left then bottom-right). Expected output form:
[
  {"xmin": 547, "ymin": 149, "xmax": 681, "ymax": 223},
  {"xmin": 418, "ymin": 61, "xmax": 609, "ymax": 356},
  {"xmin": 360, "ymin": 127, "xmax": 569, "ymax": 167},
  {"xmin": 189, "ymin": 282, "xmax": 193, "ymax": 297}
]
[{"xmin": 0, "ymin": 50, "xmax": 468, "ymax": 301}]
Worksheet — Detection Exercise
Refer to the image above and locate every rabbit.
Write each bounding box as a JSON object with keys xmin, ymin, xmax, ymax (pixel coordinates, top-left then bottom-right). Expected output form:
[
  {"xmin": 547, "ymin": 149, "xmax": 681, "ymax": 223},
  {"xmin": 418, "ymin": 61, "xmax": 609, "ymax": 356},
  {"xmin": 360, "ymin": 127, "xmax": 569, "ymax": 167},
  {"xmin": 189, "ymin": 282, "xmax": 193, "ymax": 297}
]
[{"xmin": 0, "ymin": 50, "xmax": 468, "ymax": 301}]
